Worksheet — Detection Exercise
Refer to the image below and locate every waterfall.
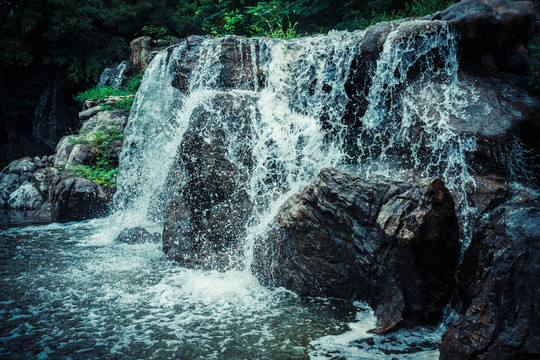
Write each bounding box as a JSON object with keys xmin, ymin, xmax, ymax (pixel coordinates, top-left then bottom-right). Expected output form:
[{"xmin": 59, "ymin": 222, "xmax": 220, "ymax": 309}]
[{"xmin": 114, "ymin": 20, "xmax": 477, "ymax": 264}]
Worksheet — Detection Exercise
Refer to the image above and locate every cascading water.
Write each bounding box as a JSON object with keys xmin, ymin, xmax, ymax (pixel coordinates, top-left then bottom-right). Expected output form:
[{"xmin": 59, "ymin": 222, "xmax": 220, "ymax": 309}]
[{"xmin": 2, "ymin": 20, "xmax": 486, "ymax": 359}]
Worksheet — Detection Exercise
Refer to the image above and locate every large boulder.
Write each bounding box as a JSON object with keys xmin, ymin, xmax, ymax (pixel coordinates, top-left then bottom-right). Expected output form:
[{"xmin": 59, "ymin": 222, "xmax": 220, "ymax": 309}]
[
  {"xmin": 49, "ymin": 175, "xmax": 108, "ymax": 222},
  {"xmin": 162, "ymin": 93, "xmax": 257, "ymax": 270},
  {"xmin": 253, "ymin": 168, "xmax": 461, "ymax": 333},
  {"xmin": 431, "ymin": 0, "xmax": 535, "ymax": 54},
  {"xmin": 440, "ymin": 188, "xmax": 540, "ymax": 360}
]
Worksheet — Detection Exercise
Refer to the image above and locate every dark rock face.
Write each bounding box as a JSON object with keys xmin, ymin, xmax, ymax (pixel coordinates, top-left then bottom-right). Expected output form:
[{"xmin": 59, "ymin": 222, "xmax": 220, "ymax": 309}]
[
  {"xmin": 162, "ymin": 93, "xmax": 257, "ymax": 270},
  {"xmin": 253, "ymin": 168, "xmax": 460, "ymax": 333},
  {"xmin": 49, "ymin": 175, "xmax": 108, "ymax": 223},
  {"xmin": 170, "ymin": 35, "xmax": 265, "ymax": 94},
  {"xmin": 432, "ymin": 0, "xmax": 535, "ymax": 54},
  {"xmin": 440, "ymin": 190, "xmax": 540, "ymax": 360},
  {"xmin": 32, "ymin": 76, "xmax": 77, "ymax": 153},
  {"xmin": 114, "ymin": 227, "xmax": 160, "ymax": 244}
]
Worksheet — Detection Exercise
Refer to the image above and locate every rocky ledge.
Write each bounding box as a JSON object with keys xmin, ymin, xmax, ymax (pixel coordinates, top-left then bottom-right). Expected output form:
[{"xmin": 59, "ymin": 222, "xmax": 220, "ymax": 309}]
[{"xmin": 253, "ymin": 168, "xmax": 461, "ymax": 334}]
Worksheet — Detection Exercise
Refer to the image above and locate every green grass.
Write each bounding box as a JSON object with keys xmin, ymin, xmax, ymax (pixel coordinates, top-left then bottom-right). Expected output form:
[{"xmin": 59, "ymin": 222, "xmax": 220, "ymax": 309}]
[
  {"xmin": 74, "ymin": 74, "xmax": 143, "ymax": 110},
  {"xmin": 357, "ymin": 0, "xmax": 455, "ymax": 30}
]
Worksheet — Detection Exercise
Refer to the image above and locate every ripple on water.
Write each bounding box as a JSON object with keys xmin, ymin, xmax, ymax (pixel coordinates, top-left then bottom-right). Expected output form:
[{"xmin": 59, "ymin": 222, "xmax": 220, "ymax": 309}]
[{"xmin": 0, "ymin": 223, "xmax": 442, "ymax": 359}]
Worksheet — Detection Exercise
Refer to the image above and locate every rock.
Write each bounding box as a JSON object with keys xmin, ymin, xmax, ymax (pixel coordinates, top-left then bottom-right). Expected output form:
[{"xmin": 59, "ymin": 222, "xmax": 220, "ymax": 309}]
[
  {"xmin": 129, "ymin": 36, "xmax": 169, "ymax": 75},
  {"xmin": 162, "ymin": 93, "xmax": 257, "ymax": 270},
  {"xmin": 3, "ymin": 157, "xmax": 36, "ymax": 175},
  {"xmin": 31, "ymin": 76, "xmax": 77, "ymax": 152},
  {"xmin": 97, "ymin": 60, "xmax": 129, "ymax": 89},
  {"xmin": 49, "ymin": 175, "xmax": 109, "ymax": 223},
  {"xmin": 0, "ymin": 173, "xmax": 21, "ymax": 208},
  {"xmin": 431, "ymin": 0, "xmax": 535, "ymax": 54},
  {"xmin": 32, "ymin": 167, "xmax": 59, "ymax": 193},
  {"xmin": 169, "ymin": 35, "xmax": 265, "ymax": 94},
  {"xmin": 253, "ymin": 168, "xmax": 460, "ymax": 332},
  {"xmin": 7, "ymin": 182, "xmax": 44, "ymax": 210},
  {"xmin": 80, "ymin": 110, "xmax": 129, "ymax": 137},
  {"xmin": 79, "ymin": 106, "xmax": 102, "ymax": 121},
  {"xmin": 65, "ymin": 144, "xmax": 97, "ymax": 169},
  {"xmin": 54, "ymin": 136, "xmax": 74, "ymax": 168},
  {"xmin": 114, "ymin": 227, "xmax": 160, "ymax": 244},
  {"xmin": 454, "ymin": 77, "xmax": 540, "ymax": 177},
  {"xmin": 440, "ymin": 190, "xmax": 540, "ymax": 360}
]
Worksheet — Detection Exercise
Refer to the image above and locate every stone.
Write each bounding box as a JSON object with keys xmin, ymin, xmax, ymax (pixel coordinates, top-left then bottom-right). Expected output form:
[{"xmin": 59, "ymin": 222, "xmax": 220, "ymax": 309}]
[
  {"xmin": 54, "ymin": 136, "xmax": 74, "ymax": 168},
  {"xmin": 440, "ymin": 190, "xmax": 540, "ymax": 360},
  {"xmin": 49, "ymin": 175, "xmax": 109, "ymax": 223},
  {"xmin": 3, "ymin": 158, "xmax": 36, "ymax": 175},
  {"xmin": 431, "ymin": 0, "xmax": 535, "ymax": 54},
  {"xmin": 79, "ymin": 106, "xmax": 102, "ymax": 121},
  {"xmin": 32, "ymin": 167, "xmax": 59, "ymax": 193},
  {"xmin": 7, "ymin": 182, "xmax": 44, "ymax": 210},
  {"xmin": 114, "ymin": 227, "xmax": 160, "ymax": 244},
  {"xmin": 65, "ymin": 144, "xmax": 97, "ymax": 169},
  {"xmin": 162, "ymin": 93, "xmax": 257, "ymax": 270},
  {"xmin": 253, "ymin": 168, "xmax": 460, "ymax": 332},
  {"xmin": 129, "ymin": 36, "xmax": 169, "ymax": 75},
  {"xmin": 80, "ymin": 110, "xmax": 129, "ymax": 137}
]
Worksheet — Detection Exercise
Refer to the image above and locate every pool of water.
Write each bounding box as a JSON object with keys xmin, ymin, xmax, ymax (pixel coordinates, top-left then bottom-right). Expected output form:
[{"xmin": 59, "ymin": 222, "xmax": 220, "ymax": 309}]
[{"xmin": 0, "ymin": 220, "xmax": 442, "ymax": 359}]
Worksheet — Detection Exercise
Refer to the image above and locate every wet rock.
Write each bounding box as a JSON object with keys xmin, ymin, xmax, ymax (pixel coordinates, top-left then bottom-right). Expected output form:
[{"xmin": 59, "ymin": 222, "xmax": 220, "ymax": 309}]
[
  {"xmin": 65, "ymin": 144, "xmax": 97, "ymax": 169},
  {"xmin": 162, "ymin": 93, "xmax": 257, "ymax": 270},
  {"xmin": 440, "ymin": 190, "xmax": 540, "ymax": 360},
  {"xmin": 170, "ymin": 35, "xmax": 264, "ymax": 94},
  {"xmin": 253, "ymin": 168, "xmax": 460, "ymax": 332},
  {"xmin": 431, "ymin": 0, "xmax": 535, "ymax": 54},
  {"xmin": 114, "ymin": 227, "xmax": 160, "ymax": 244},
  {"xmin": 49, "ymin": 175, "xmax": 109, "ymax": 223}
]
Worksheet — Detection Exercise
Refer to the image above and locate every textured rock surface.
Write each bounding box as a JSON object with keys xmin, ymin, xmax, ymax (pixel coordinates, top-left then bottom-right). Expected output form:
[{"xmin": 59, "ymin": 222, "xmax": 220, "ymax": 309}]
[
  {"xmin": 114, "ymin": 227, "xmax": 160, "ymax": 244},
  {"xmin": 49, "ymin": 175, "xmax": 108, "ymax": 222},
  {"xmin": 253, "ymin": 168, "xmax": 460, "ymax": 333},
  {"xmin": 431, "ymin": 0, "xmax": 535, "ymax": 53},
  {"xmin": 440, "ymin": 188, "xmax": 540, "ymax": 360},
  {"xmin": 162, "ymin": 93, "xmax": 256, "ymax": 270}
]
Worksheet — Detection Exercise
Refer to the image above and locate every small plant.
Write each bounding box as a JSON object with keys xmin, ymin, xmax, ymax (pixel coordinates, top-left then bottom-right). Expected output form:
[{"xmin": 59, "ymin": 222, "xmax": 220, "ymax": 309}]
[
  {"xmin": 101, "ymin": 96, "xmax": 135, "ymax": 111},
  {"xmin": 141, "ymin": 25, "xmax": 171, "ymax": 41},
  {"xmin": 75, "ymin": 87, "xmax": 126, "ymax": 103},
  {"xmin": 65, "ymin": 127, "xmax": 123, "ymax": 187}
]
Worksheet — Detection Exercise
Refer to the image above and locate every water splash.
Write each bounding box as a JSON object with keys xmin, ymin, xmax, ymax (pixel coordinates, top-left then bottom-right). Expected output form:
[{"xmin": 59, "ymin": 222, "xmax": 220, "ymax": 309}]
[{"xmin": 114, "ymin": 21, "xmax": 479, "ymax": 261}]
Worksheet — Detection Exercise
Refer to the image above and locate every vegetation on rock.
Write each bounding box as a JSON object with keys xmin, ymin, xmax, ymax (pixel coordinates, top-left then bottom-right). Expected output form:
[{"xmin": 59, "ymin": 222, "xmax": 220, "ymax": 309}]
[{"xmin": 65, "ymin": 127, "xmax": 123, "ymax": 187}]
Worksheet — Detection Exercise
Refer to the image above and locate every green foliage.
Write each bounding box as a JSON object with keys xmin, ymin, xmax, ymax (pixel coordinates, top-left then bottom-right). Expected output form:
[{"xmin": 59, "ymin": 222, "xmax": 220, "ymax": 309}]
[
  {"xmin": 355, "ymin": 0, "xmax": 454, "ymax": 30},
  {"xmin": 75, "ymin": 87, "xmax": 127, "ymax": 103},
  {"xmin": 141, "ymin": 25, "xmax": 171, "ymax": 40},
  {"xmin": 101, "ymin": 97, "xmax": 135, "ymax": 111},
  {"xmin": 65, "ymin": 127, "xmax": 123, "ymax": 187},
  {"xmin": 127, "ymin": 74, "xmax": 144, "ymax": 93}
]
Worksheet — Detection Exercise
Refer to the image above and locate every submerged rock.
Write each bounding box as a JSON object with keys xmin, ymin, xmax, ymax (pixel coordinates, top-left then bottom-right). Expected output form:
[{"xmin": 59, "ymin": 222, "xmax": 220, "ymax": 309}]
[
  {"xmin": 114, "ymin": 227, "xmax": 160, "ymax": 244},
  {"xmin": 253, "ymin": 168, "xmax": 460, "ymax": 333},
  {"xmin": 440, "ymin": 188, "xmax": 540, "ymax": 360},
  {"xmin": 49, "ymin": 175, "xmax": 108, "ymax": 223}
]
